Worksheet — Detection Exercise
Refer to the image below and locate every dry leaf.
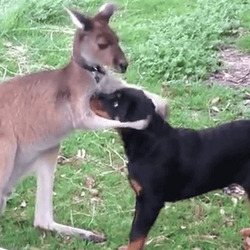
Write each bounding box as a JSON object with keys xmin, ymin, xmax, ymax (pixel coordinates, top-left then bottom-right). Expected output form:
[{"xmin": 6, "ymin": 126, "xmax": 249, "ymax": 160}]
[
  {"xmin": 90, "ymin": 189, "xmax": 99, "ymax": 196},
  {"xmin": 86, "ymin": 176, "xmax": 95, "ymax": 189},
  {"xmin": 220, "ymin": 208, "xmax": 225, "ymax": 215},
  {"xmin": 20, "ymin": 200, "xmax": 27, "ymax": 208},
  {"xmin": 200, "ymin": 234, "xmax": 217, "ymax": 240},
  {"xmin": 211, "ymin": 106, "xmax": 220, "ymax": 112},
  {"xmin": 211, "ymin": 97, "xmax": 220, "ymax": 105},
  {"xmin": 77, "ymin": 149, "xmax": 86, "ymax": 159},
  {"xmin": 195, "ymin": 205, "xmax": 203, "ymax": 219}
]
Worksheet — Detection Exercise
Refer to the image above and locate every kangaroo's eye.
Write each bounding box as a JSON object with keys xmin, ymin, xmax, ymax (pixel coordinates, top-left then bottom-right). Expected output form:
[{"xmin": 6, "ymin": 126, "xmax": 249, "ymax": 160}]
[
  {"xmin": 113, "ymin": 101, "xmax": 119, "ymax": 107},
  {"xmin": 98, "ymin": 43, "xmax": 109, "ymax": 50}
]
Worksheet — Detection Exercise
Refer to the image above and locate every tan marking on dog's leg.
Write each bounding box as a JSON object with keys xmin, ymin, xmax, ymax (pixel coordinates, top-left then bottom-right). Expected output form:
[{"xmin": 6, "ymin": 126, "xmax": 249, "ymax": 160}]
[
  {"xmin": 127, "ymin": 237, "xmax": 146, "ymax": 250},
  {"xmin": 241, "ymin": 191, "xmax": 250, "ymax": 249},
  {"xmin": 130, "ymin": 179, "xmax": 143, "ymax": 196},
  {"xmin": 118, "ymin": 238, "xmax": 146, "ymax": 250}
]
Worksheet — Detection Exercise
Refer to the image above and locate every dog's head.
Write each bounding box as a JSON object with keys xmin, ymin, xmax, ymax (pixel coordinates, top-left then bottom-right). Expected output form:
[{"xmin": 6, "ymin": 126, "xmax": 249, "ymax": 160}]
[{"xmin": 90, "ymin": 88, "xmax": 156, "ymax": 122}]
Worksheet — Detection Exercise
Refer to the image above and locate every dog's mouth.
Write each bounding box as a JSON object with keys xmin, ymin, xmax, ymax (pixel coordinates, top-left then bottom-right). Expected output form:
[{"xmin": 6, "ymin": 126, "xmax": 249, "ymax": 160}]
[{"xmin": 90, "ymin": 95, "xmax": 112, "ymax": 120}]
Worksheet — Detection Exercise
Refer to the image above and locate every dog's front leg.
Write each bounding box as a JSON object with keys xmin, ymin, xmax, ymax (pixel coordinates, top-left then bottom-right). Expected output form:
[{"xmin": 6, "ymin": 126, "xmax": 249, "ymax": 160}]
[
  {"xmin": 119, "ymin": 194, "xmax": 163, "ymax": 250},
  {"xmin": 34, "ymin": 145, "xmax": 104, "ymax": 243}
]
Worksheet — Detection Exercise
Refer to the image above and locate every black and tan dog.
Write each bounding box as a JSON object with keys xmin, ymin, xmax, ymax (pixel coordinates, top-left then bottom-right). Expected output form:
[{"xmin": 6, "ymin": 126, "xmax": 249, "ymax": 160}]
[{"xmin": 91, "ymin": 88, "xmax": 250, "ymax": 250}]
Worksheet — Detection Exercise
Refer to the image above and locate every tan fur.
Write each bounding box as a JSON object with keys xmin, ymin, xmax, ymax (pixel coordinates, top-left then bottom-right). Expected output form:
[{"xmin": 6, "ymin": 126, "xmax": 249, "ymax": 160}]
[
  {"xmin": 118, "ymin": 238, "xmax": 146, "ymax": 250},
  {"xmin": 130, "ymin": 179, "xmax": 143, "ymax": 196},
  {"xmin": 90, "ymin": 98, "xmax": 112, "ymax": 119}
]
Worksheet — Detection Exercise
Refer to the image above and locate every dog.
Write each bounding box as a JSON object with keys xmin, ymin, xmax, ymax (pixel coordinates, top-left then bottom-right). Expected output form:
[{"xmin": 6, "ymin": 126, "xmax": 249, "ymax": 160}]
[
  {"xmin": 0, "ymin": 3, "xmax": 168, "ymax": 245},
  {"xmin": 90, "ymin": 87, "xmax": 250, "ymax": 250}
]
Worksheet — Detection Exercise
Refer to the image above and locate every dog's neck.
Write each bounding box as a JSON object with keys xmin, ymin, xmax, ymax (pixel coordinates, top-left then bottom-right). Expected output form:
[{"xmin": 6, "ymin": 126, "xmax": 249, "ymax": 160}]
[{"xmin": 120, "ymin": 114, "xmax": 172, "ymax": 160}]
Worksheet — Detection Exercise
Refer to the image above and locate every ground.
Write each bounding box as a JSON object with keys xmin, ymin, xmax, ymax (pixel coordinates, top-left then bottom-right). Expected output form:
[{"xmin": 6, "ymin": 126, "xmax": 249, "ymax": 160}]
[{"xmin": 210, "ymin": 46, "xmax": 250, "ymax": 87}]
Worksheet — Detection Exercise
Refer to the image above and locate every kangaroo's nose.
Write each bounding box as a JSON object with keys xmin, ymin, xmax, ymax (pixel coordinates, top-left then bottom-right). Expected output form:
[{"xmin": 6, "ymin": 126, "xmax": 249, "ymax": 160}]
[{"xmin": 119, "ymin": 61, "xmax": 128, "ymax": 73}]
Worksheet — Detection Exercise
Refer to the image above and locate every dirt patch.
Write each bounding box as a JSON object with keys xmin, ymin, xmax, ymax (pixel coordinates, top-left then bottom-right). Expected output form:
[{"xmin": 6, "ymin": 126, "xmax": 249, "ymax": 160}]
[{"xmin": 210, "ymin": 46, "xmax": 250, "ymax": 87}]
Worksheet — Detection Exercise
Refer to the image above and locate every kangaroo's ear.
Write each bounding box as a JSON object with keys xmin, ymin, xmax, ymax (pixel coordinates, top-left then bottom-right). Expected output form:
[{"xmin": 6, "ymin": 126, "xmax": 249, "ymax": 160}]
[
  {"xmin": 94, "ymin": 3, "xmax": 117, "ymax": 23},
  {"xmin": 65, "ymin": 8, "xmax": 92, "ymax": 31}
]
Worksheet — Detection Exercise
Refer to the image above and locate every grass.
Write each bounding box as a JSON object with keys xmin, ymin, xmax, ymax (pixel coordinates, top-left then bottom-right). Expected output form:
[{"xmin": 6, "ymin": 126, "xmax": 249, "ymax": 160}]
[
  {"xmin": 0, "ymin": 0, "xmax": 250, "ymax": 249},
  {"xmin": 236, "ymin": 9, "xmax": 250, "ymax": 52}
]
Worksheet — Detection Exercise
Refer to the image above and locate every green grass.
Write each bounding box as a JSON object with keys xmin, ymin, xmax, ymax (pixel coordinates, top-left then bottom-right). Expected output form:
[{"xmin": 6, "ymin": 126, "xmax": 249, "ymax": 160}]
[
  {"xmin": 0, "ymin": 0, "xmax": 250, "ymax": 249},
  {"xmin": 236, "ymin": 9, "xmax": 250, "ymax": 52},
  {"xmin": 237, "ymin": 35, "xmax": 250, "ymax": 52}
]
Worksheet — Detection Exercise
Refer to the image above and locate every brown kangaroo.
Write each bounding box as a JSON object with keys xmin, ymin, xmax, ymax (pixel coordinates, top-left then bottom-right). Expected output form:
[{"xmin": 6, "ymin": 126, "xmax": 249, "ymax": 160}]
[{"xmin": 0, "ymin": 2, "xmax": 168, "ymax": 245}]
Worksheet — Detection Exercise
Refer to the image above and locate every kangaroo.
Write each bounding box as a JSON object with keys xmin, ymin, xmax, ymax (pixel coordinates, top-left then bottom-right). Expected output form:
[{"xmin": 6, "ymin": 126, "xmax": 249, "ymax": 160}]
[{"xmin": 0, "ymin": 3, "xmax": 167, "ymax": 244}]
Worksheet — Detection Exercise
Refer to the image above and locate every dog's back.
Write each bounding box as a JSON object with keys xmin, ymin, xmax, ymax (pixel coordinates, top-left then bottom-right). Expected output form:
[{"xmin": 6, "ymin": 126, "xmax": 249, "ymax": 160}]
[{"xmin": 124, "ymin": 115, "xmax": 250, "ymax": 201}]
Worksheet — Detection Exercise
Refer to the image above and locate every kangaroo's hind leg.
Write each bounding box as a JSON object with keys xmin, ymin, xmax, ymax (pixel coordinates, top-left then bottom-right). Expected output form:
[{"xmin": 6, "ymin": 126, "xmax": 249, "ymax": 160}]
[
  {"xmin": 33, "ymin": 145, "xmax": 105, "ymax": 243},
  {"xmin": 0, "ymin": 137, "xmax": 17, "ymax": 217}
]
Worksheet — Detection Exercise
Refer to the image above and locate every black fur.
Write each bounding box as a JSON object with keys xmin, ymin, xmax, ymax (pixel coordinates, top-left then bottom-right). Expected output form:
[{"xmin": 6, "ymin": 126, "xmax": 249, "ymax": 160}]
[
  {"xmin": 71, "ymin": 9, "xmax": 93, "ymax": 31},
  {"xmin": 97, "ymin": 88, "xmax": 250, "ymax": 245}
]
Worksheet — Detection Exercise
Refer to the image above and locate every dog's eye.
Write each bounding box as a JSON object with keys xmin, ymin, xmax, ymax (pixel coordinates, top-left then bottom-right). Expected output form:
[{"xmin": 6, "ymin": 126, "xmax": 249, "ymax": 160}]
[
  {"xmin": 117, "ymin": 93, "xmax": 122, "ymax": 98},
  {"xmin": 113, "ymin": 101, "xmax": 119, "ymax": 107}
]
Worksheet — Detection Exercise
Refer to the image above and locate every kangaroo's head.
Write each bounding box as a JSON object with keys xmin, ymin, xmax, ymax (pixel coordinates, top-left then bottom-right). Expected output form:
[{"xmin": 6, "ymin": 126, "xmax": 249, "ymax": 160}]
[{"xmin": 67, "ymin": 3, "xmax": 128, "ymax": 73}]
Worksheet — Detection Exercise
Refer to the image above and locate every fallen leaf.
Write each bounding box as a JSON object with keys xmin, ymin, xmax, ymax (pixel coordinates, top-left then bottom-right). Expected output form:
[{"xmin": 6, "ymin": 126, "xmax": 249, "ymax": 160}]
[
  {"xmin": 211, "ymin": 97, "xmax": 220, "ymax": 105},
  {"xmin": 200, "ymin": 234, "xmax": 217, "ymax": 240},
  {"xmin": 211, "ymin": 106, "xmax": 220, "ymax": 112},
  {"xmin": 20, "ymin": 200, "xmax": 27, "ymax": 208},
  {"xmin": 86, "ymin": 176, "xmax": 95, "ymax": 189},
  {"xmin": 77, "ymin": 149, "xmax": 86, "ymax": 159},
  {"xmin": 90, "ymin": 189, "xmax": 99, "ymax": 196},
  {"xmin": 195, "ymin": 205, "xmax": 203, "ymax": 220}
]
